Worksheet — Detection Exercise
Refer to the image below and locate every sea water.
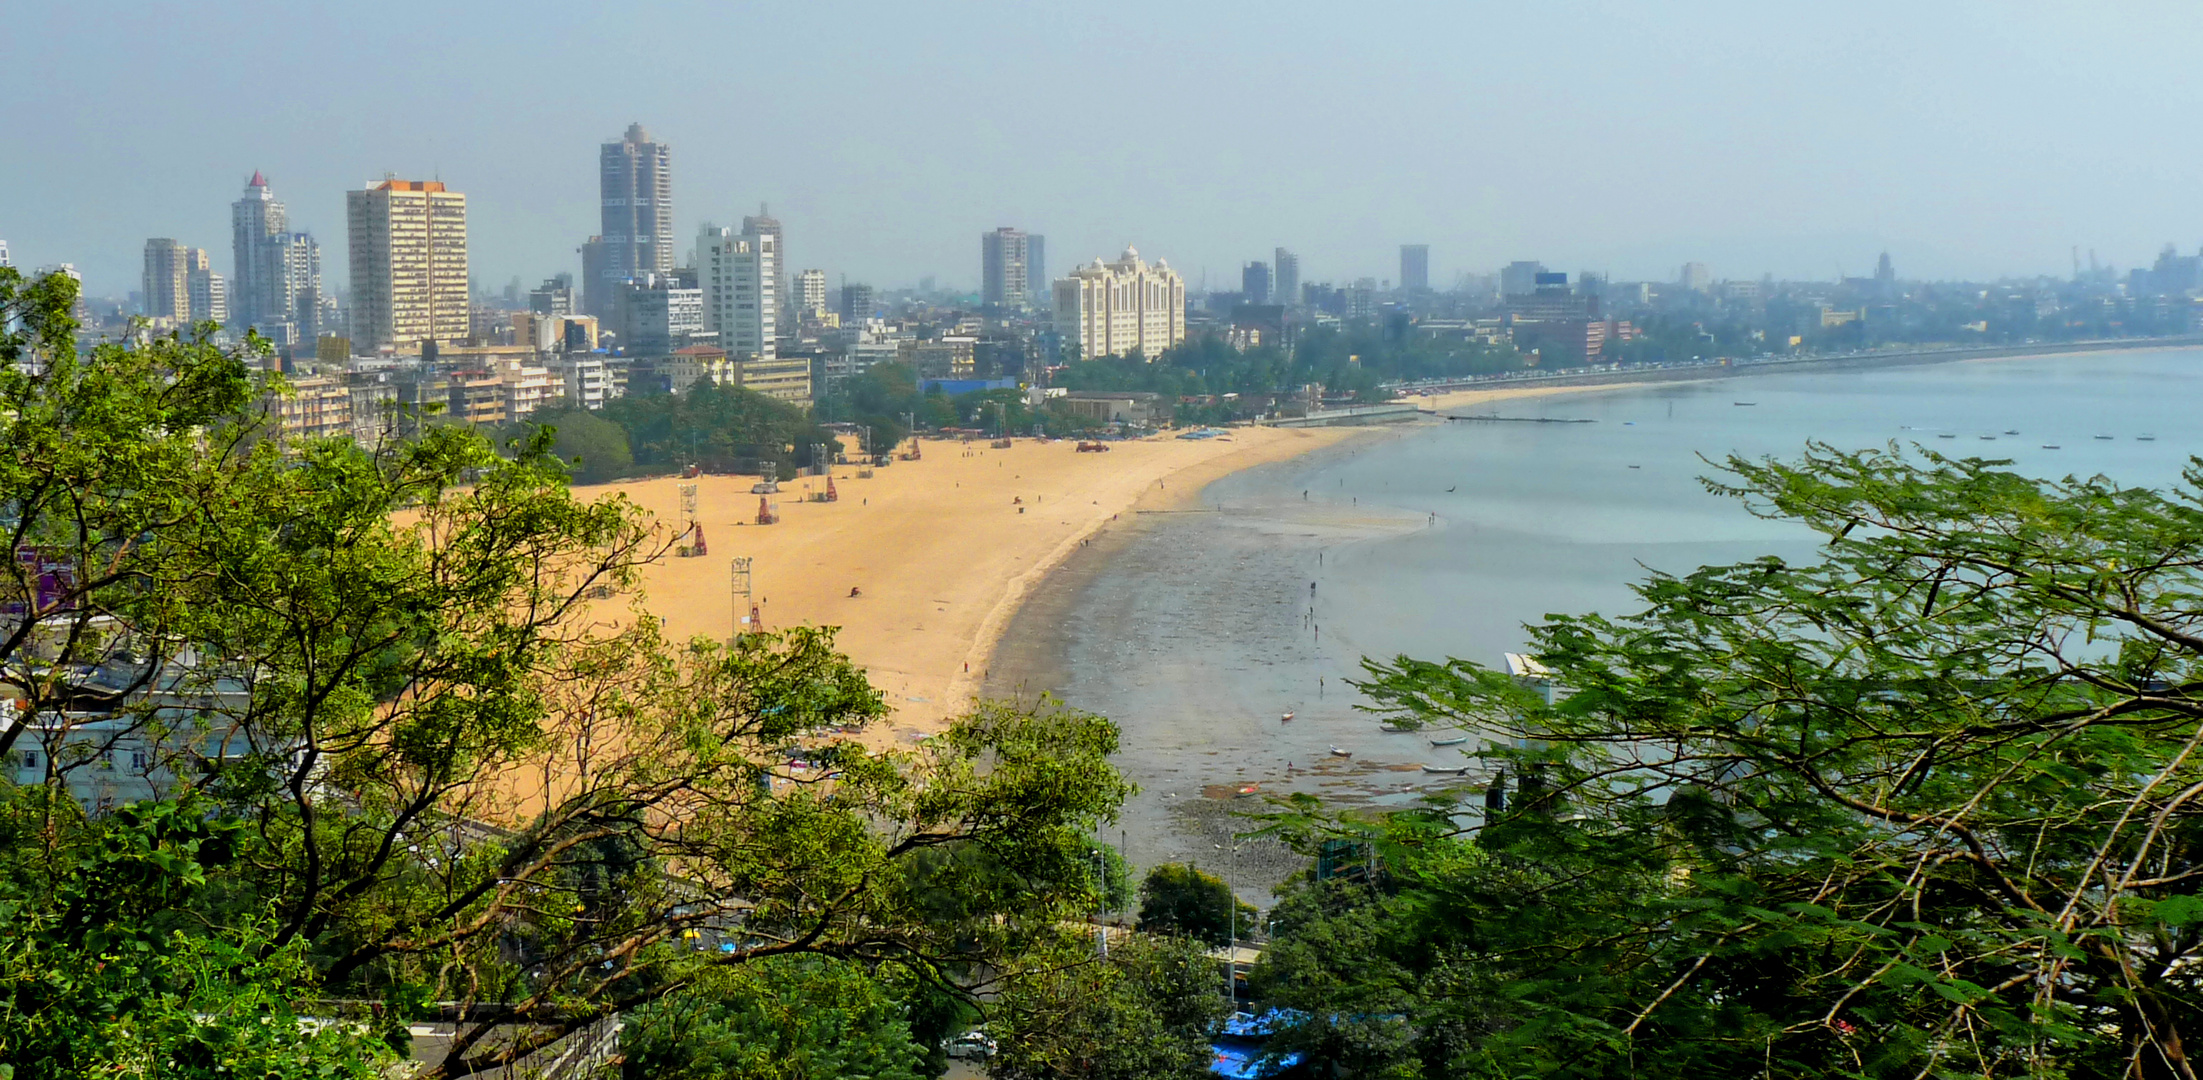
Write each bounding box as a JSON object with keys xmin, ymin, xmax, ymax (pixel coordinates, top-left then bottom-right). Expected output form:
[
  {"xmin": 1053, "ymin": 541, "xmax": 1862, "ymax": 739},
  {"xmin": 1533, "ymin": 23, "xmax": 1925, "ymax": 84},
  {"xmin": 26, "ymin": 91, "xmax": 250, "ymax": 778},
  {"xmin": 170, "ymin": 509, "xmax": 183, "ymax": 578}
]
[{"xmin": 989, "ymin": 347, "xmax": 2203, "ymax": 877}]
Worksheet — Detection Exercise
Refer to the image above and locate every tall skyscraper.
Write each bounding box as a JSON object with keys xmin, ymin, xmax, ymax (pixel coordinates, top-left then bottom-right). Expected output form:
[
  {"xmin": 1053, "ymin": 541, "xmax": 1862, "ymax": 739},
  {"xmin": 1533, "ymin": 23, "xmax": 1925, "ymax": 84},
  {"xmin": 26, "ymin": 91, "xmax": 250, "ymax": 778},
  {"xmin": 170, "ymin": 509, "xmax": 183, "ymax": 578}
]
[
  {"xmin": 597, "ymin": 124, "xmax": 673, "ymax": 315},
  {"xmin": 1400, "ymin": 245, "xmax": 1430, "ymax": 292},
  {"xmin": 231, "ymin": 172, "xmax": 285, "ymax": 328},
  {"xmin": 1241, "ymin": 261, "xmax": 1272, "ymax": 305},
  {"xmin": 1273, "ymin": 248, "xmax": 1300, "ymax": 308},
  {"xmin": 982, "ymin": 227, "xmax": 1033, "ymax": 307},
  {"xmin": 1, "ymin": 239, "xmax": 12, "ymax": 268},
  {"xmin": 740, "ymin": 206, "xmax": 785, "ymax": 318},
  {"xmin": 1027, "ymin": 235, "xmax": 1046, "ymax": 302},
  {"xmin": 145, "ymin": 241, "xmax": 226, "ymax": 324},
  {"xmin": 144, "ymin": 239, "xmax": 191, "ymax": 321},
  {"xmin": 346, "ymin": 179, "xmax": 468, "ymax": 352},
  {"xmin": 696, "ymin": 224, "xmax": 777, "ymax": 360},
  {"xmin": 1054, "ymin": 247, "xmax": 1186, "ymax": 360},
  {"xmin": 796, "ymin": 269, "xmax": 827, "ymax": 315}
]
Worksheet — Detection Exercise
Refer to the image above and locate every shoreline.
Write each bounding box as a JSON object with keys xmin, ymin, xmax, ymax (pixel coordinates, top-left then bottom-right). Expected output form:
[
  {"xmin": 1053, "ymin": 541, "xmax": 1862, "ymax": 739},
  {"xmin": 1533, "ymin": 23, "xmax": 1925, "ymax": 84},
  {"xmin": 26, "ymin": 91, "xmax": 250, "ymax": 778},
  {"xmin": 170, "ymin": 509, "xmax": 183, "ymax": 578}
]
[{"xmin": 578, "ymin": 424, "xmax": 1363, "ymax": 741}]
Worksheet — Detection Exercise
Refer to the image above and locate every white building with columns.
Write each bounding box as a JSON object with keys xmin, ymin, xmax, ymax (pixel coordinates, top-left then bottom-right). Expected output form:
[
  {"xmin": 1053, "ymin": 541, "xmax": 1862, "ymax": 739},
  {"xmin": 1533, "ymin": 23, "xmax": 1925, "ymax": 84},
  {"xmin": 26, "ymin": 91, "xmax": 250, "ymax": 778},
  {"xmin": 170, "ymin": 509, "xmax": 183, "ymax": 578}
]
[{"xmin": 1052, "ymin": 246, "xmax": 1185, "ymax": 361}]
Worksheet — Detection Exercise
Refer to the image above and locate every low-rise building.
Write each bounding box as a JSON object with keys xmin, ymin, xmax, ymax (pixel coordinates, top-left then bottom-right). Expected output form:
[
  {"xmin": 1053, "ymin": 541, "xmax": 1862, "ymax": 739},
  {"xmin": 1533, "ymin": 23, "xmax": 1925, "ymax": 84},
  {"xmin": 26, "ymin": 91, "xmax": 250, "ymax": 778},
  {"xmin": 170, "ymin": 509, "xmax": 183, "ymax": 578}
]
[
  {"xmin": 1056, "ymin": 390, "xmax": 1168, "ymax": 427},
  {"xmin": 447, "ymin": 370, "xmax": 507, "ymax": 426},
  {"xmin": 546, "ymin": 353, "xmax": 614, "ymax": 410}
]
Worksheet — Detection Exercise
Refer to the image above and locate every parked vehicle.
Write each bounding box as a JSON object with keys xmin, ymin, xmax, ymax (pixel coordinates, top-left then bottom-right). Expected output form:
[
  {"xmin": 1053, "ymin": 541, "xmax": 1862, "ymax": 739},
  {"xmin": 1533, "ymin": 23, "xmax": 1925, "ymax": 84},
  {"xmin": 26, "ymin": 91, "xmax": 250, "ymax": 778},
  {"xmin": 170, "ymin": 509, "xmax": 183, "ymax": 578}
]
[
  {"xmin": 944, "ymin": 1031, "xmax": 998, "ymax": 1060},
  {"xmin": 750, "ymin": 480, "xmax": 780, "ymax": 494}
]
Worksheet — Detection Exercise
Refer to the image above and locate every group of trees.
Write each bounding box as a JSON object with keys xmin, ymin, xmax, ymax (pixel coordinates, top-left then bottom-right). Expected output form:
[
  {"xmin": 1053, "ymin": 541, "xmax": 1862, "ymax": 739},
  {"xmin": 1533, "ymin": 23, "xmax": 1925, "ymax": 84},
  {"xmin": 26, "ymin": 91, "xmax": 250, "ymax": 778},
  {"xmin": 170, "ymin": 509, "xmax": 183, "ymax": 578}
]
[
  {"xmin": 516, "ymin": 377, "xmax": 841, "ymax": 484},
  {"xmin": 0, "ymin": 268, "xmax": 1149, "ymax": 1079},
  {"xmin": 1055, "ymin": 327, "xmax": 1527, "ymax": 414},
  {"xmin": 1253, "ymin": 444, "xmax": 2203, "ymax": 1077}
]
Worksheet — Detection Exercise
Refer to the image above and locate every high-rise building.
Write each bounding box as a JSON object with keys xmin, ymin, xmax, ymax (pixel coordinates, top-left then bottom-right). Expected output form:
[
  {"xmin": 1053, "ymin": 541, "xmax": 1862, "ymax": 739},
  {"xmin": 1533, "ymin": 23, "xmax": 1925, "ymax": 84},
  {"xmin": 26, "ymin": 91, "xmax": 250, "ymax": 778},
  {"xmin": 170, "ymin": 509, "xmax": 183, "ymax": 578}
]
[
  {"xmin": 1273, "ymin": 249, "xmax": 1299, "ymax": 309},
  {"xmin": 1241, "ymin": 261, "xmax": 1272, "ymax": 305},
  {"xmin": 598, "ymin": 124, "xmax": 674, "ymax": 314},
  {"xmin": 1028, "ymin": 235, "xmax": 1045, "ymax": 302},
  {"xmin": 614, "ymin": 272, "xmax": 704, "ymax": 356},
  {"xmin": 187, "ymin": 250, "xmax": 227, "ymax": 324},
  {"xmin": 696, "ymin": 224, "xmax": 777, "ymax": 360},
  {"xmin": 1679, "ymin": 262, "xmax": 1712, "ymax": 293},
  {"xmin": 1400, "ymin": 245, "xmax": 1430, "ymax": 292},
  {"xmin": 231, "ymin": 172, "xmax": 287, "ymax": 329},
  {"xmin": 530, "ymin": 274, "xmax": 574, "ymax": 316},
  {"xmin": 579, "ymin": 237, "xmax": 609, "ymax": 319},
  {"xmin": 840, "ymin": 283, "xmax": 875, "ymax": 324},
  {"xmin": 143, "ymin": 239, "xmax": 192, "ymax": 321},
  {"xmin": 1053, "ymin": 246, "xmax": 1186, "ymax": 361},
  {"xmin": 982, "ymin": 227, "xmax": 1033, "ymax": 307},
  {"xmin": 346, "ymin": 179, "xmax": 469, "ymax": 352},
  {"xmin": 797, "ymin": 269, "xmax": 827, "ymax": 315},
  {"xmin": 1500, "ymin": 260, "xmax": 1547, "ymax": 298}
]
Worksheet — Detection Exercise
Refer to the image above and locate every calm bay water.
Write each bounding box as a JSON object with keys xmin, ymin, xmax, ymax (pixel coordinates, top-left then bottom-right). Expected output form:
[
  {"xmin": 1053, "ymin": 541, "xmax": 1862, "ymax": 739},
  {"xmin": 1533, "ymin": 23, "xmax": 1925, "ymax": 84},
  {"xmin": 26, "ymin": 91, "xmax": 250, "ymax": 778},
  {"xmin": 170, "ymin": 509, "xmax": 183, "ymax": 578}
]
[{"xmin": 988, "ymin": 347, "xmax": 2203, "ymax": 882}]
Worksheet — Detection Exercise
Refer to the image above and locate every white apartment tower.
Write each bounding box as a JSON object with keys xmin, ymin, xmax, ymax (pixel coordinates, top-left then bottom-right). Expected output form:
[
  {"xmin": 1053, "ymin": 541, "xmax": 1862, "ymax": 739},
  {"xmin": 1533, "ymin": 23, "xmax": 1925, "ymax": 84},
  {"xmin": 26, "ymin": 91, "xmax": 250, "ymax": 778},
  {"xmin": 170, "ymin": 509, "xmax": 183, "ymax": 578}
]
[
  {"xmin": 346, "ymin": 179, "xmax": 468, "ymax": 352},
  {"xmin": 982, "ymin": 227, "xmax": 1031, "ymax": 307},
  {"xmin": 696, "ymin": 224, "xmax": 777, "ymax": 359},
  {"xmin": 143, "ymin": 240, "xmax": 225, "ymax": 324},
  {"xmin": 1052, "ymin": 246, "xmax": 1186, "ymax": 360},
  {"xmin": 797, "ymin": 269, "xmax": 827, "ymax": 316}
]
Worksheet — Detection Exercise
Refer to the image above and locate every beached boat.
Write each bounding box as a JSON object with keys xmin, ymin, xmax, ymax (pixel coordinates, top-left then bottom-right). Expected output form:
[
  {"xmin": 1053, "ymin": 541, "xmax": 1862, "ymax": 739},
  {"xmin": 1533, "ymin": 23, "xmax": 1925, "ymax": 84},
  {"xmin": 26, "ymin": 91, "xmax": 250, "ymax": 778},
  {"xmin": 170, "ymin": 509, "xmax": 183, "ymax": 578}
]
[
  {"xmin": 1280, "ymin": 711, "xmax": 1294, "ymax": 722},
  {"xmin": 1429, "ymin": 736, "xmax": 1468, "ymax": 747},
  {"xmin": 1328, "ymin": 746, "xmax": 1352, "ymax": 758},
  {"xmin": 1421, "ymin": 765, "xmax": 1470, "ymax": 775},
  {"xmin": 1380, "ymin": 723, "xmax": 1416, "ymax": 733}
]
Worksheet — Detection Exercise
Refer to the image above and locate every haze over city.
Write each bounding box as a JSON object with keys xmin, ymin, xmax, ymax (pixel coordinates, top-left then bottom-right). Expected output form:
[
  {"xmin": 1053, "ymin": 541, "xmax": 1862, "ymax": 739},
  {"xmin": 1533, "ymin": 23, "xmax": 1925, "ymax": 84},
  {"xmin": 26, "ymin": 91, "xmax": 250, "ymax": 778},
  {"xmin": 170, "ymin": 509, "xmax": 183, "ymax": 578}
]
[{"xmin": 10, "ymin": 0, "xmax": 2203, "ymax": 295}]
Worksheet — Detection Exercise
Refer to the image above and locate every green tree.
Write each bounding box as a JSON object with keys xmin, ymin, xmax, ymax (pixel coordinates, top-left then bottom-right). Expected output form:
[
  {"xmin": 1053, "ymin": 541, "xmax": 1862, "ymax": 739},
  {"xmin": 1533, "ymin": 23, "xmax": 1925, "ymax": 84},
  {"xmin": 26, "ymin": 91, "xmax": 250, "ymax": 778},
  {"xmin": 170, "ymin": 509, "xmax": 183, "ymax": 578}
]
[
  {"xmin": 1259, "ymin": 444, "xmax": 2203, "ymax": 1078},
  {"xmin": 988, "ymin": 933, "xmax": 1231, "ymax": 1080},
  {"xmin": 0, "ymin": 268, "xmax": 1135, "ymax": 1079},
  {"xmin": 620, "ymin": 956, "xmax": 926, "ymax": 1080},
  {"xmin": 522, "ymin": 407, "xmax": 634, "ymax": 483},
  {"xmin": 1134, "ymin": 863, "xmax": 1256, "ymax": 946}
]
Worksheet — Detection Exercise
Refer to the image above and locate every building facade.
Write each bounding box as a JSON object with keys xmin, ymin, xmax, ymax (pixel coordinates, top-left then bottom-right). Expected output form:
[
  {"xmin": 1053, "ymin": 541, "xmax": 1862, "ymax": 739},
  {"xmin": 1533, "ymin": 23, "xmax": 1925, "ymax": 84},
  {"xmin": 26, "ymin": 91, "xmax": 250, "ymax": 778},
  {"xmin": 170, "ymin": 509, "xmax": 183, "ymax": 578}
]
[
  {"xmin": 346, "ymin": 179, "xmax": 468, "ymax": 352},
  {"xmin": 796, "ymin": 268, "xmax": 827, "ymax": 316},
  {"xmin": 599, "ymin": 124, "xmax": 674, "ymax": 311},
  {"xmin": 1242, "ymin": 261, "xmax": 1271, "ymax": 305},
  {"xmin": 696, "ymin": 224, "xmax": 777, "ymax": 359},
  {"xmin": 1274, "ymin": 248, "xmax": 1300, "ymax": 309},
  {"xmin": 143, "ymin": 240, "xmax": 224, "ymax": 325},
  {"xmin": 1400, "ymin": 244, "xmax": 1429, "ymax": 292},
  {"xmin": 230, "ymin": 174, "xmax": 323, "ymax": 340},
  {"xmin": 615, "ymin": 272, "xmax": 705, "ymax": 355},
  {"xmin": 1052, "ymin": 247, "xmax": 1186, "ymax": 360},
  {"xmin": 982, "ymin": 227, "xmax": 1033, "ymax": 308}
]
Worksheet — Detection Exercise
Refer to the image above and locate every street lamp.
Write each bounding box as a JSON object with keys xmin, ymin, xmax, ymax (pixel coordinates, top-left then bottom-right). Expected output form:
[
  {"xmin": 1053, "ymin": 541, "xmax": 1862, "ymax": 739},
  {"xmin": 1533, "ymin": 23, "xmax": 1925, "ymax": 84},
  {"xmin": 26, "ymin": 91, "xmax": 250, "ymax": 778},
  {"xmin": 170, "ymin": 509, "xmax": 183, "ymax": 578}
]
[{"xmin": 1214, "ymin": 842, "xmax": 1243, "ymax": 1005}]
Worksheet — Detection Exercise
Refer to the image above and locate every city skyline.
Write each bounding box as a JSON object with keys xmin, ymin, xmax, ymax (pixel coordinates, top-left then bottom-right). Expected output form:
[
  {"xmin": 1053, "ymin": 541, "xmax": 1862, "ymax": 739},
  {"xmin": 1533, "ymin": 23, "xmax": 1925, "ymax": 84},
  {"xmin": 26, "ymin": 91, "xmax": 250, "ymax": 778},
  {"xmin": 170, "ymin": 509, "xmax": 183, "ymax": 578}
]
[{"xmin": 10, "ymin": 4, "xmax": 2203, "ymax": 295}]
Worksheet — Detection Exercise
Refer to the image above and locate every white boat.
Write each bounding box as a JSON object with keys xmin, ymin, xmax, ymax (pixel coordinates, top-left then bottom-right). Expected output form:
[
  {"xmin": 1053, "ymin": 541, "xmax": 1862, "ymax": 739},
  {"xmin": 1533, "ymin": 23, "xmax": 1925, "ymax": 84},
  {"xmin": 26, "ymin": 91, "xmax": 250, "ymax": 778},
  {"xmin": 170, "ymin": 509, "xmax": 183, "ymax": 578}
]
[
  {"xmin": 1328, "ymin": 746, "xmax": 1352, "ymax": 758},
  {"xmin": 1280, "ymin": 711, "xmax": 1295, "ymax": 722},
  {"xmin": 1429, "ymin": 736, "xmax": 1468, "ymax": 747},
  {"xmin": 1421, "ymin": 764, "xmax": 1470, "ymax": 775}
]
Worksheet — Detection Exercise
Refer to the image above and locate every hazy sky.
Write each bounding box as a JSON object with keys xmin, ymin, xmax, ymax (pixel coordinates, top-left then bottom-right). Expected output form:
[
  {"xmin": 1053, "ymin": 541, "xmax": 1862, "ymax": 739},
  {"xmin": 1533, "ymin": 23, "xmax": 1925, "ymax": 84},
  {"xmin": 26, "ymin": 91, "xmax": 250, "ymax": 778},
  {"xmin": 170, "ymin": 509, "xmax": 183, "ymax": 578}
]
[{"xmin": 8, "ymin": 2, "xmax": 2202, "ymax": 297}]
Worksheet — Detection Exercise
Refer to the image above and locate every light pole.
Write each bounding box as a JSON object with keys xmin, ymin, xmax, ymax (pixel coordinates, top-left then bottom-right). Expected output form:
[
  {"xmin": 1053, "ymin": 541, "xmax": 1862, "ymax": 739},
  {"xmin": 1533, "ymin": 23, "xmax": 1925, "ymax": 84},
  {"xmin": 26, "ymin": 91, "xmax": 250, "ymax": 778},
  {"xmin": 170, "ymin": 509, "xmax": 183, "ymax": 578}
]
[
  {"xmin": 1093, "ymin": 846, "xmax": 1109, "ymax": 958},
  {"xmin": 1214, "ymin": 842, "xmax": 1242, "ymax": 1006}
]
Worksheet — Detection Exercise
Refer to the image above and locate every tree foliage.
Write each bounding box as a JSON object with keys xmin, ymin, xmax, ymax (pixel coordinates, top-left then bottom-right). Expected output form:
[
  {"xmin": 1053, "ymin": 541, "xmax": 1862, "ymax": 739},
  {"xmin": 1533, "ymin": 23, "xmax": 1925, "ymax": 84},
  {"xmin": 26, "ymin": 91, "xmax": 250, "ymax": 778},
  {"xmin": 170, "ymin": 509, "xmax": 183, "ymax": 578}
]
[
  {"xmin": 0, "ymin": 267, "xmax": 1134, "ymax": 1079},
  {"xmin": 619, "ymin": 956, "xmax": 926, "ymax": 1080},
  {"xmin": 1260, "ymin": 444, "xmax": 2203, "ymax": 1078},
  {"xmin": 1134, "ymin": 863, "xmax": 1257, "ymax": 947},
  {"xmin": 987, "ymin": 932, "xmax": 1232, "ymax": 1080}
]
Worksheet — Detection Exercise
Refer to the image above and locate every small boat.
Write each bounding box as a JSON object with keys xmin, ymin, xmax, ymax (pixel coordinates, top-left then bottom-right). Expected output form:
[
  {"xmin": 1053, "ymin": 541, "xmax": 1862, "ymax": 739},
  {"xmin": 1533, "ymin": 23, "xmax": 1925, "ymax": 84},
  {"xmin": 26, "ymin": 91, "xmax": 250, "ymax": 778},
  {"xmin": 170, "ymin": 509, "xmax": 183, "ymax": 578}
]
[
  {"xmin": 1279, "ymin": 711, "xmax": 1295, "ymax": 722},
  {"xmin": 1328, "ymin": 746, "xmax": 1352, "ymax": 758},
  {"xmin": 1978, "ymin": 435, "xmax": 1995, "ymax": 441},
  {"xmin": 1380, "ymin": 723, "xmax": 1415, "ymax": 733},
  {"xmin": 2095, "ymin": 435, "xmax": 2115, "ymax": 440},
  {"xmin": 1733, "ymin": 401, "xmax": 1757, "ymax": 406},
  {"xmin": 1936, "ymin": 433, "xmax": 1957, "ymax": 439},
  {"xmin": 2139, "ymin": 434, "xmax": 2157, "ymax": 441},
  {"xmin": 1234, "ymin": 783, "xmax": 1261, "ymax": 798},
  {"xmin": 1430, "ymin": 736, "xmax": 1468, "ymax": 747},
  {"xmin": 2042, "ymin": 444, "xmax": 2061, "ymax": 449},
  {"xmin": 1627, "ymin": 464, "xmax": 1641, "ymax": 469},
  {"xmin": 1421, "ymin": 764, "xmax": 1470, "ymax": 775},
  {"xmin": 2004, "ymin": 429, "xmax": 2020, "ymax": 435}
]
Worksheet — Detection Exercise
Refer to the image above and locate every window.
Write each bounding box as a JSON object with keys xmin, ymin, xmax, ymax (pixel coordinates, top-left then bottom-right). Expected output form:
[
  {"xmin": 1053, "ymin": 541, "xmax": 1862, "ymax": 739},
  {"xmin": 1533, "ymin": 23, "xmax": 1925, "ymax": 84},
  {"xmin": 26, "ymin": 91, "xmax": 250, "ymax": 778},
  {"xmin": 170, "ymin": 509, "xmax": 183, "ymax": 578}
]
[{"xmin": 19, "ymin": 750, "xmax": 35, "ymax": 769}]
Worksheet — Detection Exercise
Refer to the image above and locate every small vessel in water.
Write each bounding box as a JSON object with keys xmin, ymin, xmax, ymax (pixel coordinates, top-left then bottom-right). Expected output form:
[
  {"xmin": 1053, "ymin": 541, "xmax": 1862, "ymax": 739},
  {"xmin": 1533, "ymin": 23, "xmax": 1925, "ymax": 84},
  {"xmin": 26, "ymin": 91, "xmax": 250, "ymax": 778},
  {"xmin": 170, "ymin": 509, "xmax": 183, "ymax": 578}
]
[
  {"xmin": 2005, "ymin": 429, "xmax": 2020, "ymax": 435},
  {"xmin": 1978, "ymin": 435, "xmax": 1996, "ymax": 440},
  {"xmin": 1733, "ymin": 401, "xmax": 1757, "ymax": 406},
  {"xmin": 1936, "ymin": 433, "xmax": 1958, "ymax": 439},
  {"xmin": 1328, "ymin": 746, "xmax": 1352, "ymax": 758},
  {"xmin": 1280, "ymin": 711, "xmax": 1295, "ymax": 722},
  {"xmin": 1430, "ymin": 736, "xmax": 1468, "ymax": 747},
  {"xmin": 2139, "ymin": 434, "xmax": 2158, "ymax": 441},
  {"xmin": 1421, "ymin": 765, "xmax": 1471, "ymax": 775},
  {"xmin": 2095, "ymin": 435, "xmax": 2115, "ymax": 440},
  {"xmin": 2042, "ymin": 444, "xmax": 2061, "ymax": 449}
]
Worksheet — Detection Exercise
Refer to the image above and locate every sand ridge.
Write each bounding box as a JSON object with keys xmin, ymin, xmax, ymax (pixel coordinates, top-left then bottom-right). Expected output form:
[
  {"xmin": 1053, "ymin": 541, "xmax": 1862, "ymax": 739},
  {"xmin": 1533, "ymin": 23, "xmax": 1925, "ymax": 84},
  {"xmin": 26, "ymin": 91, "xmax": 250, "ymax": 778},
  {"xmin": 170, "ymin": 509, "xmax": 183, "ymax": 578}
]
[{"xmin": 571, "ymin": 425, "xmax": 1359, "ymax": 741}]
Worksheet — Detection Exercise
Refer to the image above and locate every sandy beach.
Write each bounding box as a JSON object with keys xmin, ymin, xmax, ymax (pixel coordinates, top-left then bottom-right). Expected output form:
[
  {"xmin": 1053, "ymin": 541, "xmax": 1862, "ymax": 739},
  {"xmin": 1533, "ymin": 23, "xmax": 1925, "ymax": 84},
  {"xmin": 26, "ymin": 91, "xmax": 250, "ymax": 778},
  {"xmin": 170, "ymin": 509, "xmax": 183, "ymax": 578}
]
[{"xmin": 573, "ymin": 425, "xmax": 1361, "ymax": 740}]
